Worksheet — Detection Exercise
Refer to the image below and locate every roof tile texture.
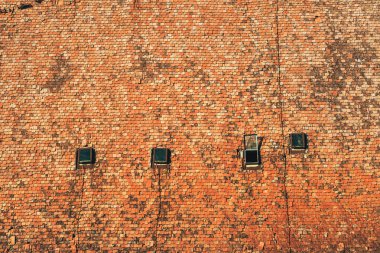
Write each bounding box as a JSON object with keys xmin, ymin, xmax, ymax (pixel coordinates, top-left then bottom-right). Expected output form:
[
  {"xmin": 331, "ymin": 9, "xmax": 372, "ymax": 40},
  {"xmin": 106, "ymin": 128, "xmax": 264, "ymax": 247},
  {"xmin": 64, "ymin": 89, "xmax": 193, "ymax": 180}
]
[{"xmin": 0, "ymin": 0, "xmax": 379, "ymax": 252}]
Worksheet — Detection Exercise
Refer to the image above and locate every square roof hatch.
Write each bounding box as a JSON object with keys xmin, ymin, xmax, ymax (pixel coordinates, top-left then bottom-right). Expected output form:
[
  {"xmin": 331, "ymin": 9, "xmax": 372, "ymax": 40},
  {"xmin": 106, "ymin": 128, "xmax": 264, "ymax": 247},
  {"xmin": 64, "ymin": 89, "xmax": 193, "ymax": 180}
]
[
  {"xmin": 152, "ymin": 148, "xmax": 170, "ymax": 165},
  {"xmin": 77, "ymin": 147, "xmax": 96, "ymax": 166},
  {"xmin": 243, "ymin": 134, "xmax": 260, "ymax": 167},
  {"xmin": 290, "ymin": 133, "xmax": 307, "ymax": 150}
]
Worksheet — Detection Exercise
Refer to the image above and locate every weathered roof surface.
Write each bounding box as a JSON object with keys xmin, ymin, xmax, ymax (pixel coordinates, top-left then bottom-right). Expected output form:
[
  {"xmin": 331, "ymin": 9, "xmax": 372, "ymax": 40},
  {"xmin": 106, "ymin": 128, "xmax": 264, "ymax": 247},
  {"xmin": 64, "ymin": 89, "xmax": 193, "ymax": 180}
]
[{"xmin": 0, "ymin": 0, "xmax": 379, "ymax": 251}]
